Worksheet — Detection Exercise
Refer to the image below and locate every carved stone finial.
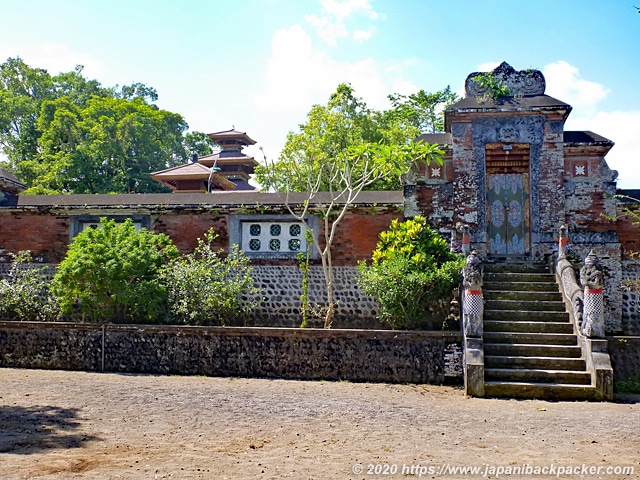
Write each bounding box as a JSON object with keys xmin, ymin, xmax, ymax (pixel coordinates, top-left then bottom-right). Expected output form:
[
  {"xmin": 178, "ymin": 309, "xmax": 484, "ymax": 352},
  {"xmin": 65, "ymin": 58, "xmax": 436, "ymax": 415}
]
[
  {"xmin": 464, "ymin": 62, "xmax": 546, "ymax": 98},
  {"xmin": 463, "ymin": 250, "xmax": 483, "ymax": 291},
  {"xmin": 558, "ymin": 224, "xmax": 569, "ymax": 259}
]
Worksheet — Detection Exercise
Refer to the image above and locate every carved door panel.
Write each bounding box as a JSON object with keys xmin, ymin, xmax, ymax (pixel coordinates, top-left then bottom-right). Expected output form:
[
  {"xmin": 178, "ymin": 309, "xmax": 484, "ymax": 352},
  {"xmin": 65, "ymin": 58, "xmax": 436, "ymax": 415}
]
[{"xmin": 487, "ymin": 173, "xmax": 530, "ymax": 255}]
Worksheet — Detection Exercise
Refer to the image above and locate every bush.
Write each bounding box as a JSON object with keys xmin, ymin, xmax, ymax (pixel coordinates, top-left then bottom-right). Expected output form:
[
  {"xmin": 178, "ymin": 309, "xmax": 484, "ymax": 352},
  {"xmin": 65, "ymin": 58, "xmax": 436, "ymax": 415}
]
[
  {"xmin": 0, "ymin": 251, "xmax": 59, "ymax": 321},
  {"xmin": 160, "ymin": 229, "xmax": 262, "ymax": 325},
  {"xmin": 51, "ymin": 218, "xmax": 179, "ymax": 323},
  {"xmin": 358, "ymin": 216, "xmax": 464, "ymax": 330}
]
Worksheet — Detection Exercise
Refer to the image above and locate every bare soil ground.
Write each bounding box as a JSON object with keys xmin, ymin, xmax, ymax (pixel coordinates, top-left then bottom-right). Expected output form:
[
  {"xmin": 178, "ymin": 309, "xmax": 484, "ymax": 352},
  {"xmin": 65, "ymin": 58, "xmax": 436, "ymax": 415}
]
[{"xmin": 0, "ymin": 368, "xmax": 638, "ymax": 479}]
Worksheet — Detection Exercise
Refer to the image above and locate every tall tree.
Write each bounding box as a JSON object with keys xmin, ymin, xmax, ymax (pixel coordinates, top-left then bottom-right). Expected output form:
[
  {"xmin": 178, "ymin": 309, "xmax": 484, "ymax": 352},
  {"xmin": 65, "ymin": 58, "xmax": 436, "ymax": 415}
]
[
  {"xmin": 262, "ymin": 138, "xmax": 443, "ymax": 329},
  {"xmin": 387, "ymin": 86, "xmax": 459, "ymax": 134},
  {"xmin": 0, "ymin": 57, "xmax": 213, "ymax": 194},
  {"xmin": 254, "ymin": 83, "xmax": 458, "ymax": 192}
]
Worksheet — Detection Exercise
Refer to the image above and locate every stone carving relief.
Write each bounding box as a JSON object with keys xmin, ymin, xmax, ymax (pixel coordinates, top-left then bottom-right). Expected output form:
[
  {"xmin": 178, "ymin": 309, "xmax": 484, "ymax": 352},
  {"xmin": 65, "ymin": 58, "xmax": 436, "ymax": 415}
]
[
  {"xmin": 580, "ymin": 251, "xmax": 606, "ymax": 338},
  {"xmin": 462, "ymin": 251, "xmax": 484, "ymax": 338},
  {"xmin": 465, "ymin": 62, "xmax": 546, "ymax": 98}
]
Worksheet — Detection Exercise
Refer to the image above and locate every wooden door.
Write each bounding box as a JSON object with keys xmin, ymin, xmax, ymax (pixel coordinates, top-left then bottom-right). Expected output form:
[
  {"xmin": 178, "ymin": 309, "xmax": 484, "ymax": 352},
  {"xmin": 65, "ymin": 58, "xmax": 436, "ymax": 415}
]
[{"xmin": 485, "ymin": 144, "xmax": 530, "ymax": 255}]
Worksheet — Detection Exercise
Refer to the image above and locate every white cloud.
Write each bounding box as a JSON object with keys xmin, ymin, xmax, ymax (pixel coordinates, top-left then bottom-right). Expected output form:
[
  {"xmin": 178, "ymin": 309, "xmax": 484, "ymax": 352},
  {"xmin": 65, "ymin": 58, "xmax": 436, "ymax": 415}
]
[
  {"xmin": 305, "ymin": 0, "xmax": 381, "ymax": 46},
  {"xmin": 543, "ymin": 60, "xmax": 610, "ymax": 110},
  {"xmin": 353, "ymin": 27, "xmax": 374, "ymax": 42},
  {"xmin": 305, "ymin": 13, "xmax": 348, "ymax": 46},
  {"xmin": 320, "ymin": 0, "xmax": 377, "ymax": 20},
  {"xmin": 254, "ymin": 25, "xmax": 393, "ymax": 114},
  {"xmin": 0, "ymin": 43, "xmax": 106, "ymax": 78},
  {"xmin": 252, "ymin": 22, "xmax": 421, "ymax": 158}
]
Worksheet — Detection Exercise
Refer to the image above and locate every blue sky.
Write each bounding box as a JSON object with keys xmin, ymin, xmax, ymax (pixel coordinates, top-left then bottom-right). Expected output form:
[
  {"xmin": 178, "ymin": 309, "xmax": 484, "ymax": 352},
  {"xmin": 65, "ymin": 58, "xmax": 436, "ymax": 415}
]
[{"xmin": 1, "ymin": 0, "xmax": 639, "ymax": 186}]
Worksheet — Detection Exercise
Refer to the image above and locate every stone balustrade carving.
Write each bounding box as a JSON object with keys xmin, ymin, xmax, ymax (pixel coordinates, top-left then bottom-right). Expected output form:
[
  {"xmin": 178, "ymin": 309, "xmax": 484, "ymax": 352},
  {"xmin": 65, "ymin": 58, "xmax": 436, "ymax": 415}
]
[
  {"xmin": 462, "ymin": 250, "xmax": 484, "ymax": 338},
  {"xmin": 580, "ymin": 251, "xmax": 605, "ymax": 338},
  {"xmin": 556, "ymin": 225, "xmax": 605, "ymax": 338}
]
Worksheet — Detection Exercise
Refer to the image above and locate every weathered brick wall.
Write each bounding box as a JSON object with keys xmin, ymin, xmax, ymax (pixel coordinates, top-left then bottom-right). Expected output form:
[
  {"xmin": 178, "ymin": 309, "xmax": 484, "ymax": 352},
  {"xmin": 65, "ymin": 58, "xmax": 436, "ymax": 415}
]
[
  {"xmin": 0, "ymin": 321, "xmax": 461, "ymax": 384},
  {"xmin": 0, "ymin": 204, "xmax": 400, "ymax": 266},
  {"xmin": 152, "ymin": 212, "xmax": 229, "ymax": 254},
  {"xmin": 617, "ymin": 202, "xmax": 640, "ymax": 260},
  {"xmin": 0, "ymin": 211, "xmax": 70, "ymax": 263}
]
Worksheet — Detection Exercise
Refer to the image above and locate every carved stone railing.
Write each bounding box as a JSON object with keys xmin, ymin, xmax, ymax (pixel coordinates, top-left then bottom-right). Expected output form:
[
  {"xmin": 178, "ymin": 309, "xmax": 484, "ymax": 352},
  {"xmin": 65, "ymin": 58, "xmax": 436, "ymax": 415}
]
[
  {"xmin": 555, "ymin": 225, "xmax": 613, "ymax": 400},
  {"xmin": 556, "ymin": 225, "xmax": 584, "ymax": 328},
  {"xmin": 462, "ymin": 250, "xmax": 484, "ymax": 396}
]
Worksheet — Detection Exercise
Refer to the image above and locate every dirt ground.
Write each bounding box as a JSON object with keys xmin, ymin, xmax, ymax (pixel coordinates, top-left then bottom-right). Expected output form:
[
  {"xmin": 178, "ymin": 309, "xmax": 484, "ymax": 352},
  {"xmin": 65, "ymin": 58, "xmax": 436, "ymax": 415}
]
[{"xmin": 0, "ymin": 368, "xmax": 638, "ymax": 480}]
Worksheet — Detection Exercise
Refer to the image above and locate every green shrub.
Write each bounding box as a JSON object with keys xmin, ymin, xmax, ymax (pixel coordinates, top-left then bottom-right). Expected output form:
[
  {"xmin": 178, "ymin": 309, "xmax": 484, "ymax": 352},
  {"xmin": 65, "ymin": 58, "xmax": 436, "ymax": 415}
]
[
  {"xmin": 358, "ymin": 216, "xmax": 464, "ymax": 330},
  {"xmin": 0, "ymin": 251, "xmax": 59, "ymax": 321},
  {"xmin": 160, "ymin": 229, "xmax": 262, "ymax": 326},
  {"xmin": 51, "ymin": 218, "xmax": 179, "ymax": 323}
]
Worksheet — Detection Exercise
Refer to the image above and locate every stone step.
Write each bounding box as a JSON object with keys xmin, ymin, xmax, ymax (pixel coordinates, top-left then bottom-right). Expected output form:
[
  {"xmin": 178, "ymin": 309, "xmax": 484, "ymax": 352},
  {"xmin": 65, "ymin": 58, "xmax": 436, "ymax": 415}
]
[
  {"xmin": 484, "ymin": 332, "xmax": 578, "ymax": 345},
  {"xmin": 483, "ymin": 281, "xmax": 559, "ymax": 292},
  {"xmin": 483, "ymin": 290, "xmax": 563, "ymax": 302},
  {"xmin": 485, "ymin": 320, "xmax": 574, "ymax": 334},
  {"xmin": 483, "ymin": 382, "xmax": 601, "ymax": 401},
  {"xmin": 483, "ymin": 263, "xmax": 550, "ymax": 274},
  {"xmin": 484, "ymin": 343, "xmax": 583, "ymax": 358},
  {"xmin": 484, "ymin": 309, "xmax": 570, "ymax": 322},
  {"xmin": 484, "ymin": 272, "xmax": 555, "ymax": 283},
  {"xmin": 485, "ymin": 368, "xmax": 591, "ymax": 385},
  {"xmin": 484, "ymin": 299, "xmax": 566, "ymax": 312},
  {"xmin": 485, "ymin": 355, "xmax": 587, "ymax": 371}
]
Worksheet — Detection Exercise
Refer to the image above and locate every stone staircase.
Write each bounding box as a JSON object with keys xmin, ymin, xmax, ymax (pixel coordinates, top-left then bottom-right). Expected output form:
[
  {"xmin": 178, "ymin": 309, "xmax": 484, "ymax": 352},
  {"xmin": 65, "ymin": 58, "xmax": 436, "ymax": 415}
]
[{"xmin": 481, "ymin": 261, "xmax": 601, "ymax": 400}]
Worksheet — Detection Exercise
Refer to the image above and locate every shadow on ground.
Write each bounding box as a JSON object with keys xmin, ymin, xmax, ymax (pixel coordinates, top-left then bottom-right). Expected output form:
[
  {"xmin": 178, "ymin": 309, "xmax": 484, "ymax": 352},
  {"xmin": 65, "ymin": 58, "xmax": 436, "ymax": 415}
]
[{"xmin": 0, "ymin": 405, "xmax": 100, "ymax": 454}]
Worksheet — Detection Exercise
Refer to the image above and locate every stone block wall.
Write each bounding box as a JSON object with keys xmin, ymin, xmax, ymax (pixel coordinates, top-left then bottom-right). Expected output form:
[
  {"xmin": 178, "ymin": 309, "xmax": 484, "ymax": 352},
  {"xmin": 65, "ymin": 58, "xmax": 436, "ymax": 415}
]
[
  {"xmin": 0, "ymin": 321, "xmax": 462, "ymax": 384},
  {"xmin": 607, "ymin": 336, "xmax": 640, "ymax": 382},
  {"xmin": 246, "ymin": 266, "xmax": 383, "ymax": 329}
]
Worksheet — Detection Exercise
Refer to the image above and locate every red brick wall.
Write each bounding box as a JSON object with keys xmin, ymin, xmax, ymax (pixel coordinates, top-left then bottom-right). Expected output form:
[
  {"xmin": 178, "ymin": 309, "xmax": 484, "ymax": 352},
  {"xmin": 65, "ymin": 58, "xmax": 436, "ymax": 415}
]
[
  {"xmin": 152, "ymin": 213, "xmax": 229, "ymax": 254},
  {"xmin": 0, "ymin": 207, "xmax": 401, "ymax": 267},
  {"xmin": 328, "ymin": 208, "xmax": 401, "ymax": 265},
  {"xmin": 0, "ymin": 212, "xmax": 70, "ymax": 262}
]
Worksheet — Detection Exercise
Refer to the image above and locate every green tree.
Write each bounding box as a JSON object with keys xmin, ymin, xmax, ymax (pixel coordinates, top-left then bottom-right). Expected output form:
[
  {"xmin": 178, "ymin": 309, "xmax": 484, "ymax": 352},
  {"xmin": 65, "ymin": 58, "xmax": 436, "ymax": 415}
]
[
  {"xmin": 160, "ymin": 229, "xmax": 261, "ymax": 326},
  {"xmin": 387, "ymin": 86, "xmax": 459, "ymax": 134},
  {"xmin": 263, "ymin": 140, "xmax": 443, "ymax": 328},
  {"xmin": 51, "ymin": 218, "xmax": 179, "ymax": 323},
  {"xmin": 0, "ymin": 57, "xmax": 214, "ymax": 194},
  {"xmin": 254, "ymin": 83, "xmax": 457, "ymax": 192},
  {"xmin": 358, "ymin": 216, "xmax": 464, "ymax": 330}
]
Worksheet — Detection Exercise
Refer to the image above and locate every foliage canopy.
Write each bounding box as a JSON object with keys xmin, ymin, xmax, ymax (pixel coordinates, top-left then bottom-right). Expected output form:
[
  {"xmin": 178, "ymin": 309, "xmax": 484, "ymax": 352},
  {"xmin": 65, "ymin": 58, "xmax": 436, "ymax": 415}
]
[
  {"xmin": 0, "ymin": 57, "xmax": 216, "ymax": 194},
  {"xmin": 254, "ymin": 83, "xmax": 458, "ymax": 192}
]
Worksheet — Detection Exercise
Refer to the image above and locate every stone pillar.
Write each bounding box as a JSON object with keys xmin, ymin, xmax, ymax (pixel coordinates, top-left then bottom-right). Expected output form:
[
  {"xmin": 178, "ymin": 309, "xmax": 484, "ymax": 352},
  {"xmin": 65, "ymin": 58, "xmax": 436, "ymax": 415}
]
[
  {"xmin": 558, "ymin": 224, "xmax": 569, "ymax": 260},
  {"xmin": 580, "ymin": 250, "xmax": 605, "ymax": 338}
]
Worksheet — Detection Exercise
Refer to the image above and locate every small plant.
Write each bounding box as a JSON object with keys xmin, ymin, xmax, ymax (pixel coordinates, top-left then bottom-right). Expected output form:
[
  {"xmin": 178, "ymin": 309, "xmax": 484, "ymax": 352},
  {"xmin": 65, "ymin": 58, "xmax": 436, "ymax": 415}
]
[
  {"xmin": 160, "ymin": 229, "xmax": 262, "ymax": 326},
  {"xmin": 297, "ymin": 230, "xmax": 313, "ymax": 328},
  {"xmin": 358, "ymin": 216, "xmax": 464, "ymax": 330},
  {"xmin": 473, "ymin": 72, "xmax": 511, "ymax": 101},
  {"xmin": 52, "ymin": 218, "xmax": 179, "ymax": 323},
  {"xmin": 0, "ymin": 251, "xmax": 59, "ymax": 321}
]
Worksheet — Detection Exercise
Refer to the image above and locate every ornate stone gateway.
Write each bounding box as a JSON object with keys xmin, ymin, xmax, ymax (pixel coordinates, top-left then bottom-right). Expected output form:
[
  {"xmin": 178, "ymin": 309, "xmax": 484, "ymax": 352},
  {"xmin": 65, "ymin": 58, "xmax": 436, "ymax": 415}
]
[{"xmin": 485, "ymin": 143, "xmax": 530, "ymax": 255}]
